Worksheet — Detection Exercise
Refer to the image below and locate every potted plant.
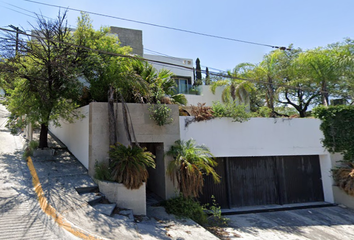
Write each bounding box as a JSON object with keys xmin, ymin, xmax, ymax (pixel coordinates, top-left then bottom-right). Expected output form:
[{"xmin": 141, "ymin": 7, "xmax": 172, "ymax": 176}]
[
  {"xmin": 109, "ymin": 143, "xmax": 156, "ymax": 189},
  {"xmin": 95, "ymin": 143, "xmax": 155, "ymax": 215}
]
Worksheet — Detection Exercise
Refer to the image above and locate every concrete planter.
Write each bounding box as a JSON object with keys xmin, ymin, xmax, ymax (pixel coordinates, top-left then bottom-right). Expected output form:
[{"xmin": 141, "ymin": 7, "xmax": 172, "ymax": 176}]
[
  {"xmin": 333, "ymin": 186, "xmax": 354, "ymax": 210},
  {"xmin": 97, "ymin": 180, "xmax": 146, "ymax": 215}
]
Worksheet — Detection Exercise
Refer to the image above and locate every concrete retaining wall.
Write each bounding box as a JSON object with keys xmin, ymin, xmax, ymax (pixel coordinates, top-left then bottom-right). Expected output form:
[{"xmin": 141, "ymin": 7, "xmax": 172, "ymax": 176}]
[
  {"xmin": 180, "ymin": 117, "xmax": 334, "ymax": 203},
  {"xmin": 89, "ymin": 102, "xmax": 180, "ymax": 200},
  {"xmin": 97, "ymin": 180, "xmax": 146, "ymax": 215},
  {"xmin": 333, "ymin": 186, "xmax": 354, "ymax": 210},
  {"xmin": 50, "ymin": 106, "xmax": 89, "ymax": 169}
]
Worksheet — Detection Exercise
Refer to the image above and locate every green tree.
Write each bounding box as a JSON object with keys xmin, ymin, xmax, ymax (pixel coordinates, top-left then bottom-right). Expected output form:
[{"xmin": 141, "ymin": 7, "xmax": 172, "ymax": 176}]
[
  {"xmin": 211, "ymin": 63, "xmax": 255, "ymax": 104},
  {"xmin": 195, "ymin": 58, "xmax": 202, "ymax": 86},
  {"xmin": 0, "ymin": 12, "xmax": 84, "ymax": 148},
  {"xmin": 204, "ymin": 67, "xmax": 211, "ymax": 85},
  {"xmin": 167, "ymin": 139, "xmax": 220, "ymax": 198},
  {"xmin": 297, "ymin": 47, "xmax": 341, "ymax": 106},
  {"xmin": 74, "ymin": 13, "xmax": 145, "ymax": 103},
  {"xmin": 275, "ymin": 48, "xmax": 321, "ymax": 117}
]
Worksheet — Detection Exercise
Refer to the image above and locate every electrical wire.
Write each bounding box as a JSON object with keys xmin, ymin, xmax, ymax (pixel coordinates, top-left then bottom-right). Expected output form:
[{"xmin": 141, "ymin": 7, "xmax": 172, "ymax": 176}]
[
  {"xmin": 0, "ymin": 27, "xmax": 327, "ymax": 94},
  {"xmin": 22, "ymin": 0, "xmax": 290, "ymax": 50}
]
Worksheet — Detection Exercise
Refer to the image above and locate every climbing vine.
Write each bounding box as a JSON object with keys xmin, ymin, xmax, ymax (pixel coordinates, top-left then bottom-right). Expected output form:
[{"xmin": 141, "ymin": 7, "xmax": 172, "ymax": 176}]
[
  {"xmin": 313, "ymin": 105, "xmax": 354, "ymax": 196},
  {"xmin": 313, "ymin": 105, "xmax": 354, "ymax": 162}
]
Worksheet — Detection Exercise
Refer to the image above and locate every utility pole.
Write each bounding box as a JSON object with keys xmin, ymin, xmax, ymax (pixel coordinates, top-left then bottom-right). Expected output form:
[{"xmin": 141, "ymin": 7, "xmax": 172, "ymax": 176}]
[{"xmin": 8, "ymin": 25, "xmax": 24, "ymax": 55}]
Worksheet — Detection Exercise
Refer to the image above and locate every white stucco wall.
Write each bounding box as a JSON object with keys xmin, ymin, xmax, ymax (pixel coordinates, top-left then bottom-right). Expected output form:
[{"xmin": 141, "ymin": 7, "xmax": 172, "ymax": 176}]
[
  {"xmin": 49, "ymin": 105, "xmax": 89, "ymax": 169},
  {"xmin": 143, "ymin": 54, "xmax": 194, "ymax": 79},
  {"xmin": 180, "ymin": 117, "xmax": 327, "ymax": 157},
  {"xmin": 185, "ymin": 85, "xmax": 226, "ymax": 106},
  {"xmin": 180, "ymin": 117, "xmax": 334, "ymax": 203}
]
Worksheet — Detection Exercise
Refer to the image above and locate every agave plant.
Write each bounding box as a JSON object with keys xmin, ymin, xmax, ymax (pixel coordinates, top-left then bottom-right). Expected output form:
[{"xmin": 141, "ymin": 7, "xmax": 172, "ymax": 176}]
[
  {"xmin": 167, "ymin": 139, "xmax": 220, "ymax": 198},
  {"xmin": 109, "ymin": 143, "xmax": 156, "ymax": 189}
]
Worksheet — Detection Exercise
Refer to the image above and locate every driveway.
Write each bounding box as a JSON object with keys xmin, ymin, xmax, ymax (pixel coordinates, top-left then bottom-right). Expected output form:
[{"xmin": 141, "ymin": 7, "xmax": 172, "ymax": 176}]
[{"xmin": 222, "ymin": 206, "xmax": 354, "ymax": 239}]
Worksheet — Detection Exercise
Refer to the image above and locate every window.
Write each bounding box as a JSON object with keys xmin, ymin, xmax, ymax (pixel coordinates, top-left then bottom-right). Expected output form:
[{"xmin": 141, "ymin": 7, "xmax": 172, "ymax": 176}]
[{"xmin": 174, "ymin": 77, "xmax": 192, "ymax": 94}]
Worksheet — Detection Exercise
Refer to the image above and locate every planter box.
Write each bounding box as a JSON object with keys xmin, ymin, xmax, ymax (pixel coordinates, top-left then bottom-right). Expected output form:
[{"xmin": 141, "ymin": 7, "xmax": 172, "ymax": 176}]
[
  {"xmin": 97, "ymin": 180, "xmax": 146, "ymax": 215},
  {"xmin": 333, "ymin": 186, "xmax": 354, "ymax": 210}
]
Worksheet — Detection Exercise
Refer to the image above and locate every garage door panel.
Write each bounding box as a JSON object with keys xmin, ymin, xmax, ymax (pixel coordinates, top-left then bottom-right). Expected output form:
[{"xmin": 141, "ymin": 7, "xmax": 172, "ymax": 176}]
[
  {"xmin": 199, "ymin": 158, "xmax": 228, "ymax": 208},
  {"xmin": 199, "ymin": 155, "xmax": 325, "ymax": 209},
  {"xmin": 277, "ymin": 155, "xmax": 324, "ymax": 204},
  {"xmin": 228, "ymin": 157, "xmax": 279, "ymax": 207}
]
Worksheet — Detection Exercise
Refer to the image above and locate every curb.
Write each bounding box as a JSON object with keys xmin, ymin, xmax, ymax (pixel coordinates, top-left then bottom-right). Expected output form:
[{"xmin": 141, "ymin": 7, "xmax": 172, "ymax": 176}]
[{"xmin": 26, "ymin": 156, "xmax": 108, "ymax": 240}]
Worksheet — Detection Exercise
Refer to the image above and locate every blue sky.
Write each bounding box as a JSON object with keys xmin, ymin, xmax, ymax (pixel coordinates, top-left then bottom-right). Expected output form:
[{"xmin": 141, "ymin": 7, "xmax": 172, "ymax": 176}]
[{"xmin": 1, "ymin": 0, "xmax": 354, "ymax": 73}]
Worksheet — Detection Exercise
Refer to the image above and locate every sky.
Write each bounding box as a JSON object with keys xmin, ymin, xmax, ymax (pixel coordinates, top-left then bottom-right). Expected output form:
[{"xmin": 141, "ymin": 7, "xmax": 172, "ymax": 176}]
[{"xmin": 1, "ymin": 0, "xmax": 354, "ymax": 73}]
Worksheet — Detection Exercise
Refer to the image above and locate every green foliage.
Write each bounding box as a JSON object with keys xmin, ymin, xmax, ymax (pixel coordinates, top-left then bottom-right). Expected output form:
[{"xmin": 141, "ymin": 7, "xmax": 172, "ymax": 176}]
[
  {"xmin": 252, "ymin": 106, "xmax": 272, "ymax": 117},
  {"xmin": 148, "ymin": 102, "xmax": 173, "ymax": 126},
  {"xmin": 23, "ymin": 140, "xmax": 39, "ymax": 158},
  {"xmin": 167, "ymin": 139, "xmax": 220, "ymax": 198},
  {"xmin": 1, "ymin": 12, "xmax": 85, "ymax": 148},
  {"xmin": 164, "ymin": 194, "xmax": 207, "ymax": 225},
  {"xmin": 204, "ymin": 195, "xmax": 229, "ymax": 227},
  {"xmin": 5, "ymin": 113, "xmax": 26, "ymax": 135},
  {"xmin": 313, "ymin": 105, "xmax": 354, "ymax": 162},
  {"xmin": 195, "ymin": 58, "xmax": 202, "ymax": 86},
  {"xmin": 94, "ymin": 161, "xmax": 112, "ymax": 181},
  {"xmin": 212, "ymin": 101, "xmax": 251, "ymax": 122},
  {"xmin": 109, "ymin": 143, "xmax": 155, "ymax": 189}
]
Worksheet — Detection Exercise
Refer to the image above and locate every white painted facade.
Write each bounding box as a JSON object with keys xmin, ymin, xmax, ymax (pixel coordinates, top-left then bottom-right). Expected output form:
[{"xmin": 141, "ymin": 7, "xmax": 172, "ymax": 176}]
[
  {"xmin": 179, "ymin": 117, "xmax": 334, "ymax": 203},
  {"xmin": 184, "ymin": 85, "xmax": 226, "ymax": 106},
  {"xmin": 49, "ymin": 106, "xmax": 89, "ymax": 169},
  {"xmin": 143, "ymin": 54, "xmax": 194, "ymax": 80}
]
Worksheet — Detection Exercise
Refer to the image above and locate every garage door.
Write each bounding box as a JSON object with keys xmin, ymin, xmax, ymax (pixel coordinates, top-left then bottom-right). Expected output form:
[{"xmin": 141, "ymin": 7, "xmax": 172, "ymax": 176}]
[{"xmin": 199, "ymin": 155, "xmax": 324, "ymax": 208}]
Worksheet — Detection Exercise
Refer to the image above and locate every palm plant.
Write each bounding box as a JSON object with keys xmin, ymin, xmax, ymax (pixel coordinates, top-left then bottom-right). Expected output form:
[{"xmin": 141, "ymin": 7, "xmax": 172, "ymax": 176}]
[
  {"xmin": 211, "ymin": 63, "xmax": 255, "ymax": 104},
  {"xmin": 132, "ymin": 60, "xmax": 187, "ymax": 105},
  {"xmin": 109, "ymin": 143, "xmax": 156, "ymax": 189},
  {"xmin": 167, "ymin": 139, "xmax": 220, "ymax": 198}
]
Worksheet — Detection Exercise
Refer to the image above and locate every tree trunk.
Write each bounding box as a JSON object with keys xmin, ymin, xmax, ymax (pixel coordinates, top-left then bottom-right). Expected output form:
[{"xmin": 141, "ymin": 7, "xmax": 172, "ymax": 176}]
[
  {"xmin": 39, "ymin": 123, "xmax": 48, "ymax": 149},
  {"xmin": 108, "ymin": 86, "xmax": 116, "ymax": 146},
  {"xmin": 321, "ymin": 81, "xmax": 329, "ymax": 106}
]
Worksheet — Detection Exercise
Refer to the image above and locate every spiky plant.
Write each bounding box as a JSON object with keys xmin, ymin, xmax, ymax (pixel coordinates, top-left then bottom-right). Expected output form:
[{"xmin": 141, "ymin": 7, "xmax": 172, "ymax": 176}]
[
  {"xmin": 333, "ymin": 163, "xmax": 354, "ymax": 196},
  {"xmin": 109, "ymin": 143, "xmax": 155, "ymax": 189},
  {"xmin": 167, "ymin": 139, "xmax": 220, "ymax": 198}
]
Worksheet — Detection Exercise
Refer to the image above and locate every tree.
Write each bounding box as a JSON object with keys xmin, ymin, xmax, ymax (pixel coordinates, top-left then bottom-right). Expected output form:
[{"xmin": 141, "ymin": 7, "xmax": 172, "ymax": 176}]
[
  {"xmin": 297, "ymin": 47, "xmax": 341, "ymax": 107},
  {"xmin": 204, "ymin": 67, "xmax": 211, "ymax": 85},
  {"xmin": 275, "ymin": 48, "xmax": 321, "ymax": 117},
  {"xmin": 166, "ymin": 139, "xmax": 220, "ymax": 198},
  {"xmin": 195, "ymin": 58, "xmax": 202, "ymax": 86},
  {"xmin": 211, "ymin": 62, "xmax": 255, "ymax": 104},
  {"xmin": 252, "ymin": 51, "xmax": 282, "ymax": 116},
  {"xmin": 0, "ymin": 12, "xmax": 85, "ymax": 148}
]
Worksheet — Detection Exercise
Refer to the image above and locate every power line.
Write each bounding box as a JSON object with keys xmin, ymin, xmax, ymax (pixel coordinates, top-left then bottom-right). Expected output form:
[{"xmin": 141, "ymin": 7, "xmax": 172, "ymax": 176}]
[
  {"xmin": 0, "ymin": 27, "xmax": 326, "ymax": 94},
  {"xmin": 23, "ymin": 0, "xmax": 290, "ymax": 50},
  {"xmin": 2, "ymin": 1, "xmax": 75, "ymax": 28}
]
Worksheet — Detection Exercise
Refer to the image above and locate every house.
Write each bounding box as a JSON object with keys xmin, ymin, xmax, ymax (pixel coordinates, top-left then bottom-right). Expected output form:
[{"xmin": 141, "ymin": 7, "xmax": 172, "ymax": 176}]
[{"xmin": 48, "ymin": 25, "xmax": 350, "ymax": 212}]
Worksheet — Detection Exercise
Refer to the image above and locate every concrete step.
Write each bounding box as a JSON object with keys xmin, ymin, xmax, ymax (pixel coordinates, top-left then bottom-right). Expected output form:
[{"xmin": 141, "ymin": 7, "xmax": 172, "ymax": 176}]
[
  {"xmin": 93, "ymin": 203, "xmax": 116, "ymax": 216},
  {"xmin": 75, "ymin": 185, "xmax": 99, "ymax": 194},
  {"xmin": 80, "ymin": 192, "xmax": 104, "ymax": 206}
]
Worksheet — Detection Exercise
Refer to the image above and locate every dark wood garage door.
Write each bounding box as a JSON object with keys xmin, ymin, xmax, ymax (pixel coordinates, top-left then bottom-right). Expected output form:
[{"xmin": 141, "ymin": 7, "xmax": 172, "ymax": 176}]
[{"xmin": 199, "ymin": 155, "xmax": 324, "ymax": 208}]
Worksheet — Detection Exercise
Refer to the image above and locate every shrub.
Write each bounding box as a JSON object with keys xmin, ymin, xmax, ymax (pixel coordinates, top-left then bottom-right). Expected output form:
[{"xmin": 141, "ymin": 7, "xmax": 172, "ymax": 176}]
[
  {"xmin": 109, "ymin": 143, "xmax": 155, "ymax": 189},
  {"xmin": 204, "ymin": 195, "xmax": 229, "ymax": 227},
  {"xmin": 94, "ymin": 161, "xmax": 112, "ymax": 181},
  {"xmin": 164, "ymin": 194, "xmax": 207, "ymax": 225},
  {"xmin": 212, "ymin": 101, "xmax": 251, "ymax": 122},
  {"xmin": 148, "ymin": 101, "xmax": 173, "ymax": 126},
  {"xmin": 167, "ymin": 139, "xmax": 220, "ymax": 198},
  {"xmin": 23, "ymin": 140, "xmax": 39, "ymax": 158}
]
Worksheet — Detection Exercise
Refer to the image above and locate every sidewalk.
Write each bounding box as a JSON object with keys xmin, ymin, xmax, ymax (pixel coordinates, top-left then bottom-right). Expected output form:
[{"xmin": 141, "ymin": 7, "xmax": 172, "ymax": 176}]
[
  {"xmin": 28, "ymin": 132, "xmax": 219, "ymax": 240},
  {"xmin": 0, "ymin": 104, "xmax": 75, "ymax": 240}
]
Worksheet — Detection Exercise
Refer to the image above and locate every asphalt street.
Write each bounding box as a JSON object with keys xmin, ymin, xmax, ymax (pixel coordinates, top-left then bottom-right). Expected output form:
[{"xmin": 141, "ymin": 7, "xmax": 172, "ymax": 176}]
[{"xmin": 0, "ymin": 103, "xmax": 76, "ymax": 240}]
